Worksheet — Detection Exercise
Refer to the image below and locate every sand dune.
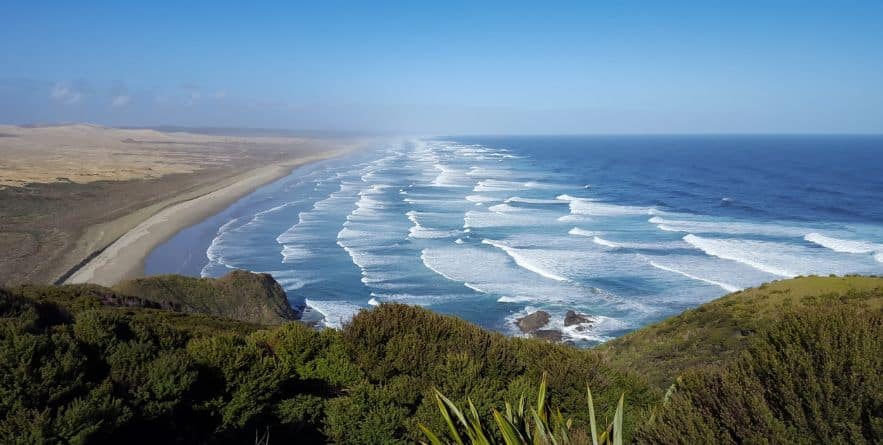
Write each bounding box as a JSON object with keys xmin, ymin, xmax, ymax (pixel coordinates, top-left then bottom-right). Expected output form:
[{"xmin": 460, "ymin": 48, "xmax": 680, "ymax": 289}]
[{"xmin": 0, "ymin": 124, "xmax": 364, "ymax": 285}]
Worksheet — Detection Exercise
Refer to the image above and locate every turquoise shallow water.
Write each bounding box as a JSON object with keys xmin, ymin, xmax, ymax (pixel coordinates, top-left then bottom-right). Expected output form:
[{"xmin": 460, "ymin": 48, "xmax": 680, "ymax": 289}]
[{"xmin": 147, "ymin": 136, "xmax": 883, "ymax": 345}]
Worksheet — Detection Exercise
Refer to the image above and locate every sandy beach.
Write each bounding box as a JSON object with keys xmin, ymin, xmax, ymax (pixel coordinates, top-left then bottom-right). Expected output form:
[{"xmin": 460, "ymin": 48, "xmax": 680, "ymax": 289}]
[
  {"xmin": 0, "ymin": 124, "xmax": 365, "ymax": 286},
  {"xmin": 64, "ymin": 152, "xmax": 348, "ymax": 286}
]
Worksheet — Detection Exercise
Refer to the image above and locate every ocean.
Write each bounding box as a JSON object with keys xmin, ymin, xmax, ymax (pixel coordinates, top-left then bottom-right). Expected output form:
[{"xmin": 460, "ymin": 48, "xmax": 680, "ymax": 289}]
[{"xmin": 146, "ymin": 135, "xmax": 883, "ymax": 345}]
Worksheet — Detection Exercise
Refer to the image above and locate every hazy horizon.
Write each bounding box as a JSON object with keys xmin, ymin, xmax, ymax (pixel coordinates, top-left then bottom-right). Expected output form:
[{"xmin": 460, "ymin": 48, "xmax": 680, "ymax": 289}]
[{"xmin": 3, "ymin": 1, "xmax": 882, "ymax": 134}]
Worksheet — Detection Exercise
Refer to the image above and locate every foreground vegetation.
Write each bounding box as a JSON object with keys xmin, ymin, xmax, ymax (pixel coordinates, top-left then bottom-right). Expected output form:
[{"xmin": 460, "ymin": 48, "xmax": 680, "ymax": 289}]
[
  {"xmin": 421, "ymin": 374, "xmax": 627, "ymax": 445},
  {"xmin": 0, "ymin": 272, "xmax": 880, "ymax": 443},
  {"xmin": 600, "ymin": 275, "xmax": 883, "ymax": 388}
]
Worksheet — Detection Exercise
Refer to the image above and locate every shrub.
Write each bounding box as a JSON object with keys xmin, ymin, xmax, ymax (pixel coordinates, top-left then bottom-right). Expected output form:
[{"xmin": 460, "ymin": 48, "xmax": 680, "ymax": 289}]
[
  {"xmin": 419, "ymin": 373, "xmax": 626, "ymax": 445},
  {"xmin": 635, "ymin": 306, "xmax": 883, "ymax": 443}
]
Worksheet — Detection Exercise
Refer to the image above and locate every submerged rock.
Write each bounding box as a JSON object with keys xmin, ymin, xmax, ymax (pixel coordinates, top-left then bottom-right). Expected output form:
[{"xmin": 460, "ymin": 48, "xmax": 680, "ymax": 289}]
[{"xmin": 515, "ymin": 310, "xmax": 550, "ymax": 333}]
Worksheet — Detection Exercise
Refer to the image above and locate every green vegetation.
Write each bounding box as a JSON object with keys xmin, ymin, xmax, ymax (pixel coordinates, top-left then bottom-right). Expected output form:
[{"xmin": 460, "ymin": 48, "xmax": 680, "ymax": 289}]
[
  {"xmin": 0, "ymin": 274, "xmax": 881, "ymax": 443},
  {"xmin": 420, "ymin": 374, "xmax": 626, "ymax": 445},
  {"xmin": 634, "ymin": 304, "xmax": 882, "ymax": 444},
  {"xmin": 114, "ymin": 270, "xmax": 298, "ymax": 324},
  {"xmin": 600, "ymin": 275, "xmax": 883, "ymax": 388},
  {"xmin": 0, "ymin": 282, "xmax": 652, "ymax": 443}
]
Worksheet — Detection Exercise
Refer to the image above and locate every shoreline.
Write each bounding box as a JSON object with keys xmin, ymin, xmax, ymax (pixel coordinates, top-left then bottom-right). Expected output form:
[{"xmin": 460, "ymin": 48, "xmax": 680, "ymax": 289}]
[{"xmin": 64, "ymin": 150, "xmax": 351, "ymax": 287}]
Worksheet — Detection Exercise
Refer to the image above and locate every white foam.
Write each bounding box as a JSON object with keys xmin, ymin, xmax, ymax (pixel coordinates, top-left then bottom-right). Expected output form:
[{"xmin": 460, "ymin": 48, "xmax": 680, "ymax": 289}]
[
  {"xmin": 804, "ymin": 232, "xmax": 880, "ymax": 254},
  {"xmin": 556, "ymin": 194, "xmax": 651, "ymax": 216},
  {"xmin": 592, "ymin": 236, "xmax": 619, "ymax": 248},
  {"xmin": 487, "ymin": 203, "xmax": 520, "ymax": 213},
  {"xmin": 650, "ymin": 216, "xmax": 809, "ymax": 237},
  {"xmin": 406, "ymin": 210, "xmax": 460, "ymax": 239},
  {"xmin": 431, "ymin": 163, "xmax": 471, "ymax": 187},
  {"xmin": 682, "ymin": 233, "xmax": 879, "ymax": 278},
  {"xmin": 281, "ymin": 245, "xmax": 311, "ymax": 262},
  {"xmin": 568, "ymin": 227, "xmax": 595, "ymax": 237},
  {"xmin": 420, "ymin": 246, "xmax": 580, "ymax": 303},
  {"xmin": 464, "ymin": 210, "xmax": 553, "ymax": 228},
  {"xmin": 648, "ymin": 261, "xmax": 742, "ymax": 293},
  {"xmin": 504, "ymin": 196, "xmax": 566, "ymax": 205},
  {"xmin": 684, "ymin": 234, "xmax": 796, "ymax": 277},
  {"xmin": 409, "ymin": 225, "xmax": 460, "ymax": 239},
  {"xmin": 473, "ymin": 179, "xmax": 526, "ymax": 192},
  {"xmin": 305, "ymin": 299, "xmax": 363, "ymax": 330},
  {"xmin": 497, "ymin": 296, "xmax": 532, "ymax": 303},
  {"xmin": 217, "ymin": 216, "xmax": 246, "ymax": 234},
  {"xmin": 466, "ymin": 194, "xmax": 497, "ymax": 203},
  {"xmin": 481, "ymin": 239, "xmax": 568, "ymax": 281},
  {"xmin": 504, "ymin": 307, "xmax": 629, "ymax": 343},
  {"xmin": 368, "ymin": 297, "xmax": 380, "ymax": 306},
  {"xmin": 272, "ymin": 276, "xmax": 312, "ymax": 290}
]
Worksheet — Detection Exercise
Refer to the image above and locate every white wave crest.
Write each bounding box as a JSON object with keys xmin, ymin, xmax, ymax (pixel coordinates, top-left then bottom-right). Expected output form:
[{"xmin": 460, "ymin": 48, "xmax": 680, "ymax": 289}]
[
  {"xmin": 648, "ymin": 261, "xmax": 742, "ymax": 293},
  {"xmin": 592, "ymin": 236, "xmax": 619, "ymax": 248},
  {"xmin": 684, "ymin": 234, "xmax": 795, "ymax": 277},
  {"xmin": 504, "ymin": 196, "xmax": 566, "ymax": 205},
  {"xmin": 281, "ymin": 245, "xmax": 311, "ymax": 262},
  {"xmin": 481, "ymin": 239, "xmax": 567, "ymax": 281},
  {"xmin": 466, "ymin": 194, "xmax": 497, "ymax": 203},
  {"xmin": 649, "ymin": 216, "xmax": 809, "ymax": 237},
  {"xmin": 556, "ymin": 194, "xmax": 651, "ymax": 216},
  {"xmin": 804, "ymin": 232, "xmax": 880, "ymax": 254},
  {"xmin": 305, "ymin": 299, "xmax": 363, "ymax": 330},
  {"xmin": 568, "ymin": 227, "xmax": 595, "ymax": 237},
  {"xmin": 473, "ymin": 179, "xmax": 526, "ymax": 192}
]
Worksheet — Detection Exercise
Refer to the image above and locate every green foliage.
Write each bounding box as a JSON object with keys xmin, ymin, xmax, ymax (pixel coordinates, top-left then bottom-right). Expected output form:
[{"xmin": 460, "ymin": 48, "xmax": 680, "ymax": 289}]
[
  {"xmin": 419, "ymin": 373, "xmax": 626, "ymax": 445},
  {"xmin": 114, "ymin": 270, "xmax": 298, "ymax": 324},
  {"xmin": 1, "ymin": 275, "xmax": 881, "ymax": 444},
  {"xmin": 600, "ymin": 275, "xmax": 883, "ymax": 388},
  {"xmin": 634, "ymin": 306, "xmax": 883, "ymax": 444}
]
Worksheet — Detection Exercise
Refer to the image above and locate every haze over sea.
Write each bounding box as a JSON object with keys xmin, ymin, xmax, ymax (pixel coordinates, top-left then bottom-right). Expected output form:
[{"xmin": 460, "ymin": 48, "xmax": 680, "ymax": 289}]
[{"xmin": 147, "ymin": 135, "xmax": 883, "ymax": 344}]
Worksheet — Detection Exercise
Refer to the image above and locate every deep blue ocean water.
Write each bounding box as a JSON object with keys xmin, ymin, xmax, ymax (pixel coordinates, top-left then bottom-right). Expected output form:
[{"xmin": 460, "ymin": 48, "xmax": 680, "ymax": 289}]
[{"xmin": 146, "ymin": 136, "xmax": 883, "ymax": 345}]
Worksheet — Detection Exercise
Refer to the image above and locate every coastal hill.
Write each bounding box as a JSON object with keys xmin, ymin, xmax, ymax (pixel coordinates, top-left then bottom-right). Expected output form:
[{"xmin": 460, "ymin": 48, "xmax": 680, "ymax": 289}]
[
  {"xmin": 0, "ymin": 272, "xmax": 879, "ymax": 443},
  {"xmin": 113, "ymin": 270, "xmax": 298, "ymax": 325},
  {"xmin": 600, "ymin": 275, "xmax": 883, "ymax": 388}
]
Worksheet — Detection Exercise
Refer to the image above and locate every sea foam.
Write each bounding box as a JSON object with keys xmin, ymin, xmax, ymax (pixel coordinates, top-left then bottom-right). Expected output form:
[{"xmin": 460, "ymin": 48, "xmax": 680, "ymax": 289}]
[{"xmin": 481, "ymin": 239, "xmax": 568, "ymax": 281}]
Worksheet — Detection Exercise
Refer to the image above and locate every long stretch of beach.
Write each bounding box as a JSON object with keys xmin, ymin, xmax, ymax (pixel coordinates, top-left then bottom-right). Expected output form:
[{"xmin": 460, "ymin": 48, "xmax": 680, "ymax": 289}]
[
  {"xmin": 0, "ymin": 124, "xmax": 367, "ymax": 286},
  {"xmin": 64, "ymin": 152, "xmax": 348, "ymax": 286}
]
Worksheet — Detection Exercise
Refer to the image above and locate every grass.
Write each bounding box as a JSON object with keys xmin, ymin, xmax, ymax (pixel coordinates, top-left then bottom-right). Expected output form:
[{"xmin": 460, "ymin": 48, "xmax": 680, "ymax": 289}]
[
  {"xmin": 598, "ymin": 275, "xmax": 883, "ymax": 388},
  {"xmin": 113, "ymin": 270, "xmax": 299, "ymax": 325}
]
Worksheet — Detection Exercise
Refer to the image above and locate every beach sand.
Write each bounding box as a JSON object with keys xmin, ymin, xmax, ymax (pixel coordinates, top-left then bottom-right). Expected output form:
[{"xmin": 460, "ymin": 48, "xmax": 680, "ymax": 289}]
[
  {"xmin": 64, "ymin": 153, "xmax": 345, "ymax": 286},
  {"xmin": 0, "ymin": 124, "xmax": 366, "ymax": 286}
]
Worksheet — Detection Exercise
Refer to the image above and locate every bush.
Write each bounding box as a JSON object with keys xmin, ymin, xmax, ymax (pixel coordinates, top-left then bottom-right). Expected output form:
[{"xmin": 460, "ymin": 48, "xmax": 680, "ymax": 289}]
[{"xmin": 635, "ymin": 306, "xmax": 883, "ymax": 444}]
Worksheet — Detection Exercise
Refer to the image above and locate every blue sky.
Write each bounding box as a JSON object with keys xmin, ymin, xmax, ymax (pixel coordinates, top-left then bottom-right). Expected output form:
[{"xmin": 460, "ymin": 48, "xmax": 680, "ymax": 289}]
[{"xmin": 2, "ymin": 1, "xmax": 882, "ymax": 134}]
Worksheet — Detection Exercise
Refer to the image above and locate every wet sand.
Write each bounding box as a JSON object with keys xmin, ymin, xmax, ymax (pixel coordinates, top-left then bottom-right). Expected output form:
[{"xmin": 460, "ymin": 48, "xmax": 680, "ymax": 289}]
[{"xmin": 64, "ymin": 152, "xmax": 347, "ymax": 286}]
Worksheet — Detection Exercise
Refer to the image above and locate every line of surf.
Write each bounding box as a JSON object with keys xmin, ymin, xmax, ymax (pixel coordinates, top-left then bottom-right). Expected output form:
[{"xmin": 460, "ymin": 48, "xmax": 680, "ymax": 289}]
[{"xmin": 481, "ymin": 239, "xmax": 567, "ymax": 281}]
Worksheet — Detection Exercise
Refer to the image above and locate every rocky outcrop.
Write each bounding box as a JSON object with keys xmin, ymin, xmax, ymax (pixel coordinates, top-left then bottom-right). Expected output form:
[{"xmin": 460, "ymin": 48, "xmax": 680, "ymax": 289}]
[
  {"xmin": 114, "ymin": 270, "xmax": 298, "ymax": 325},
  {"xmin": 564, "ymin": 310, "xmax": 592, "ymax": 328},
  {"xmin": 515, "ymin": 310, "xmax": 550, "ymax": 333}
]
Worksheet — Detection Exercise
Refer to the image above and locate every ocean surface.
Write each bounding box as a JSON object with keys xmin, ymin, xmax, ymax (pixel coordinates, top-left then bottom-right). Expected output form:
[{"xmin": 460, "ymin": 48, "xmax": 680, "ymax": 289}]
[{"xmin": 146, "ymin": 135, "xmax": 883, "ymax": 345}]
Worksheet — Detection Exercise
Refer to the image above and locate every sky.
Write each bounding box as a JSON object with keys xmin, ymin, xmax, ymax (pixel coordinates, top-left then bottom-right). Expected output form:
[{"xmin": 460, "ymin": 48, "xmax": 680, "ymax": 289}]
[{"xmin": 1, "ymin": 1, "xmax": 882, "ymax": 134}]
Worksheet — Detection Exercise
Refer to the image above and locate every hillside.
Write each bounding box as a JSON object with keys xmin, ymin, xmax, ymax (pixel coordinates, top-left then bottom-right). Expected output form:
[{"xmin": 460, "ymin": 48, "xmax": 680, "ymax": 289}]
[
  {"xmin": 600, "ymin": 275, "xmax": 883, "ymax": 389},
  {"xmin": 1, "ymin": 274, "xmax": 880, "ymax": 443},
  {"xmin": 113, "ymin": 270, "xmax": 298, "ymax": 325}
]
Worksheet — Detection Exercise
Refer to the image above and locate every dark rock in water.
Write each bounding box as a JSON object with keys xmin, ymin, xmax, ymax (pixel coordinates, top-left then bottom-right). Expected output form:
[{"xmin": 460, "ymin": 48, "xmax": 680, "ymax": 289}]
[
  {"xmin": 533, "ymin": 329, "xmax": 563, "ymax": 342},
  {"xmin": 564, "ymin": 310, "xmax": 591, "ymax": 327},
  {"xmin": 515, "ymin": 310, "xmax": 550, "ymax": 333}
]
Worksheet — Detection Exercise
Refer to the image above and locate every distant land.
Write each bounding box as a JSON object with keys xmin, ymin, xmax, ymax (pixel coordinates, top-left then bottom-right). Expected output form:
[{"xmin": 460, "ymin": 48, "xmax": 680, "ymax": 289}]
[{"xmin": 0, "ymin": 124, "xmax": 369, "ymax": 286}]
